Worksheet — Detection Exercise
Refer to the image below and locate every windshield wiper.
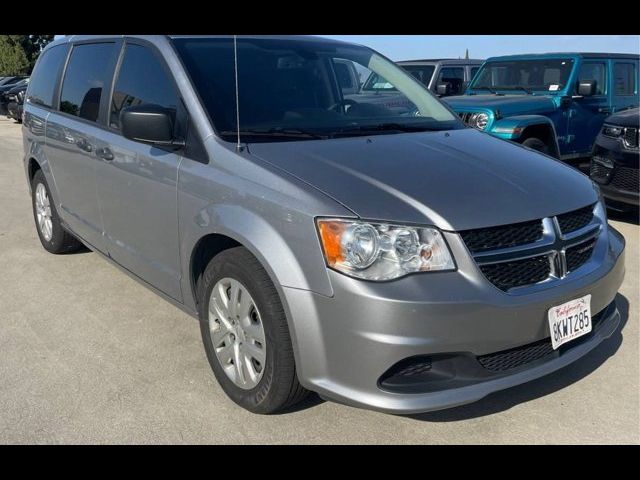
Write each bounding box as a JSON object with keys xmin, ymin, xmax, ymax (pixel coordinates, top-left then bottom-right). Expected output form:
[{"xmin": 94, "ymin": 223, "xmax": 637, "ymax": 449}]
[
  {"xmin": 513, "ymin": 86, "xmax": 533, "ymax": 95},
  {"xmin": 472, "ymin": 86, "xmax": 500, "ymax": 95},
  {"xmin": 220, "ymin": 127, "xmax": 327, "ymax": 140},
  {"xmin": 332, "ymin": 122, "xmax": 441, "ymax": 137}
]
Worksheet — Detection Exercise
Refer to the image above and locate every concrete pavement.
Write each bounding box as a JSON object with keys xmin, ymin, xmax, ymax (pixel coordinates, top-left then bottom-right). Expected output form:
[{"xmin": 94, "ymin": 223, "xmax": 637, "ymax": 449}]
[{"xmin": 0, "ymin": 117, "xmax": 638, "ymax": 444}]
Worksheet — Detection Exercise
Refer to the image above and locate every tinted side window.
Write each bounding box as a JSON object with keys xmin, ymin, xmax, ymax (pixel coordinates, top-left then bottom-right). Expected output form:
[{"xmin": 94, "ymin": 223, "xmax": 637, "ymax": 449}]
[
  {"xmin": 60, "ymin": 43, "xmax": 116, "ymax": 122},
  {"xmin": 578, "ymin": 62, "xmax": 607, "ymax": 95},
  {"xmin": 110, "ymin": 44, "xmax": 179, "ymax": 130},
  {"xmin": 470, "ymin": 67, "xmax": 480, "ymax": 80},
  {"xmin": 614, "ymin": 63, "xmax": 636, "ymax": 95},
  {"xmin": 26, "ymin": 44, "xmax": 69, "ymax": 108},
  {"xmin": 438, "ymin": 67, "xmax": 465, "ymax": 95}
]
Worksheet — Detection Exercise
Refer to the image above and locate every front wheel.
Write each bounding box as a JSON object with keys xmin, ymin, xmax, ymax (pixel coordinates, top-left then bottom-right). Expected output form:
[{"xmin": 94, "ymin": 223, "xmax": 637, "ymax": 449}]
[
  {"xmin": 197, "ymin": 247, "xmax": 308, "ymax": 414},
  {"xmin": 522, "ymin": 137, "xmax": 550, "ymax": 155}
]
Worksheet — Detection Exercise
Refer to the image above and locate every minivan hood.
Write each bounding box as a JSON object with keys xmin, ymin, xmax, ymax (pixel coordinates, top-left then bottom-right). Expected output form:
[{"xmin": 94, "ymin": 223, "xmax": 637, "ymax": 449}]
[
  {"xmin": 444, "ymin": 94, "xmax": 557, "ymax": 116},
  {"xmin": 247, "ymin": 128, "xmax": 598, "ymax": 231}
]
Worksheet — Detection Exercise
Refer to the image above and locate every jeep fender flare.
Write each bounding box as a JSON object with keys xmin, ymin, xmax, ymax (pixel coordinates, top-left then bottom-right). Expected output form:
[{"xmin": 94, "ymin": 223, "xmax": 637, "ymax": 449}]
[{"xmin": 492, "ymin": 115, "xmax": 561, "ymax": 158}]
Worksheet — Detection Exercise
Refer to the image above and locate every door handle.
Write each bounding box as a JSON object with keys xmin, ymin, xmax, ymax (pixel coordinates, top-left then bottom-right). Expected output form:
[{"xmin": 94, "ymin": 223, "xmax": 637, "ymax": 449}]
[
  {"xmin": 96, "ymin": 147, "xmax": 114, "ymax": 161},
  {"xmin": 598, "ymin": 107, "xmax": 611, "ymax": 114},
  {"xmin": 76, "ymin": 138, "xmax": 93, "ymax": 153}
]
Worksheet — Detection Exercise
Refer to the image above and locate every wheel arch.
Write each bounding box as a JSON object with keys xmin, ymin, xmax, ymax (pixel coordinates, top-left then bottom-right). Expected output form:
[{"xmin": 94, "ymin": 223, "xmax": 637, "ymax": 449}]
[{"xmin": 493, "ymin": 115, "xmax": 561, "ymax": 158}]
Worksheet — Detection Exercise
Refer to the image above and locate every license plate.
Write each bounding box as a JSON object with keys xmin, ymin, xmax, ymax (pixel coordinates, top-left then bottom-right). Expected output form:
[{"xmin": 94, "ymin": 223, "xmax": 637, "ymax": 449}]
[{"xmin": 548, "ymin": 295, "xmax": 592, "ymax": 350}]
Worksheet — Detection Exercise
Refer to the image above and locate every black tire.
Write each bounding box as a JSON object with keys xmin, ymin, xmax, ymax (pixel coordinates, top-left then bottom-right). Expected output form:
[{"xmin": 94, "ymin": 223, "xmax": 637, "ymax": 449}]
[
  {"xmin": 197, "ymin": 247, "xmax": 308, "ymax": 414},
  {"xmin": 31, "ymin": 169, "xmax": 83, "ymax": 254},
  {"xmin": 522, "ymin": 137, "xmax": 550, "ymax": 155}
]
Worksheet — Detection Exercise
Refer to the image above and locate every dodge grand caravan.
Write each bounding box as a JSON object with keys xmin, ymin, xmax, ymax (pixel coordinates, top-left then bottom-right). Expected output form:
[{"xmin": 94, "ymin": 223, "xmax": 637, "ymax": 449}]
[{"xmin": 23, "ymin": 35, "xmax": 626, "ymax": 414}]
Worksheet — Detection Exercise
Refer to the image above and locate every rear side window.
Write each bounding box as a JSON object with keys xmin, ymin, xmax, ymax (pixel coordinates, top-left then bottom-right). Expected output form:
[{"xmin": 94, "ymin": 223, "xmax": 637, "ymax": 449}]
[
  {"xmin": 27, "ymin": 44, "xmax": 69, "ymax": 108},
  {"xmin": 109, "ymin": 43, "xmax": 179, "ymax": 130},
  {"xmin": 59, "ymin": 43, "xmax": 116, "ymax": 122},
  {"xmin": 578, "ymin": 62, "xmax": 607, "ymax": 95},
  {"xmin": 614, "ymin": 63, "xmax": 636, "ymax": 95}
]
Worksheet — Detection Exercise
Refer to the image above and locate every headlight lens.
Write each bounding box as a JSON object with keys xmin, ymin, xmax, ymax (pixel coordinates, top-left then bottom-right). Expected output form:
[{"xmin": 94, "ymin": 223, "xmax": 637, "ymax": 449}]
[
  {"xmin": 470, "ymin": 112, "xmax": 489, "ymax": 130},
  {"xmin": 602, "ymin": 124, "xmax": 623, "ymax": 138},
  {"xmin": 317, "ymin": 219, "xmax": 455, "ymax": 281}
]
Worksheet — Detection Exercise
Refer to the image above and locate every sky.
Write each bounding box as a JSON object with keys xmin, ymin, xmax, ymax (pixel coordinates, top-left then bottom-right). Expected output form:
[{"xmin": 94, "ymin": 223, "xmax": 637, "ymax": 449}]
[
  {"xmin": 319, "ymin": 35, "xmax": 640, "ymax": 61},
  {"xmin": 53, "ymin": 35, "xmax": 639, "ymax": 61}
]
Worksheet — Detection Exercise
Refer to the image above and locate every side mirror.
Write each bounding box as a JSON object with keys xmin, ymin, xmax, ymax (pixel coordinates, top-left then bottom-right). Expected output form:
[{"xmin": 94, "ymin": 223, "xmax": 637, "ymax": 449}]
[
  {"xmin": 436, "ymin": 82, "xmax": 452, "ymax": 96},
  {"xmin": 578, "ymin": 80, "xmax": 597, "ymax": 97},
  {"xmin": 120, "ymin": 104, "xmax": 182, "ymax": 147}
]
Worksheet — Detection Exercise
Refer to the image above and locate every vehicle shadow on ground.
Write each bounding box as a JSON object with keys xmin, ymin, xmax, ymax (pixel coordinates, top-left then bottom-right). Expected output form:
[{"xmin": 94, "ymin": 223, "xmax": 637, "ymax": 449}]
[{"xmin": 407, "ymin": 293, "xmax": 630, "ymax": 422}]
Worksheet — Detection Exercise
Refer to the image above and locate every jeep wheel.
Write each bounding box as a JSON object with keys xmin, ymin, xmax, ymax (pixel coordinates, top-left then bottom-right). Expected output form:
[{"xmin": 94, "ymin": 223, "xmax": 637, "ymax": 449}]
[{"xmin": 522, "ymin": 137, "xmax": 550, "ymax": 155}]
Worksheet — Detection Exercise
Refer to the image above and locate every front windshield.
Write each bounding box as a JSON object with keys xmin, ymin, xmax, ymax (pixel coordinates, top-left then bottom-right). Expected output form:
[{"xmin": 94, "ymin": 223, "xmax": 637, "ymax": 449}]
[
  {"xmin": 172, "ymin": 37, "xmax": 461, "ymax": 142},
  {"xmin": 471, "ymin": 58, "xmax": 575, "ymax": 92}
]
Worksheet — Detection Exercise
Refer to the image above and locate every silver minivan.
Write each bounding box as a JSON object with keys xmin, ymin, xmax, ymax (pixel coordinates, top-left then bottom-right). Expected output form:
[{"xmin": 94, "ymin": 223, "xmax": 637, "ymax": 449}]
[{"xmin": 23, "ymin": 35, "xmax": 625, "ymax": 414}]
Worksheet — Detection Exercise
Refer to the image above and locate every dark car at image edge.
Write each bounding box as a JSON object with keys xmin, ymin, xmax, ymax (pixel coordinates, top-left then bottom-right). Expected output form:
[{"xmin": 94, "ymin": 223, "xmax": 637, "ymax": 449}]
[{"xmin": 590, "ymin": 107, "xmax": 640, "ymax": 210}]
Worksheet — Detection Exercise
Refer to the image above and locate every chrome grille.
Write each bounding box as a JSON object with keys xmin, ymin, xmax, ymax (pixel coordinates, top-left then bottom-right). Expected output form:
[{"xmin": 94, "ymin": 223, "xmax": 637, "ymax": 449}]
[
  {"xmin": 460, "ymin": 220, "xmax": 543, "ymax": 253},
  {"xmin": 557, "ymin": 205, "xmax": 594, "ymax": 234},
  {"xmin": 479, "ymin": 255, "xmax": 551, "ymax": 291},
  {"xmin": 458, "ymin": 112, "xmax": 473, "ymax": 125},
  {"xmin": 461, "ymin": 204, "xmax": 601, "ymax": 293},
  {"xmin": 623, "ymin": 127, "xmax": 638, "ymax": 149}
]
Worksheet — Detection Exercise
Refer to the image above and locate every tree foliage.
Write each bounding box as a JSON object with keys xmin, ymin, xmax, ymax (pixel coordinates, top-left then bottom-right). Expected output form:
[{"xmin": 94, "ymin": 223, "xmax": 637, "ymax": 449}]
[{"xmin": 0, "ymin": 35, "xmax": 55, "ymax": 75}]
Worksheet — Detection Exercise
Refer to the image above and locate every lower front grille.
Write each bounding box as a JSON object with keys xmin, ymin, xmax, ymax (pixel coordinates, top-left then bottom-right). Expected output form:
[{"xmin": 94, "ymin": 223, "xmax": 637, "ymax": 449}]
[
  {"xmin": 611, "ymin": 166, "xmax": 640, "ymax": 192},
  {"xmin": 590, "ymin": 160, "xmax": 612, "ymax": 182},
  {"xmin": 478, "ymin": 340, "xmax": 553, "ymax": 372},
  {"xmin": 480, "ymin": 255, "xmax": 551, "ymax": 291},
  {"xmin": 477, "ymin": 304, "xmax": 610, "ymax": 372}
]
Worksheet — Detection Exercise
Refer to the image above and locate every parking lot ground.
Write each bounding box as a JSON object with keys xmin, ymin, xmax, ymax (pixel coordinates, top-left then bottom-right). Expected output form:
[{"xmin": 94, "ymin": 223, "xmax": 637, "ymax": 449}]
[{"xmin": 0, "ymin": 117, "xmax": 638, "ymax": 444}]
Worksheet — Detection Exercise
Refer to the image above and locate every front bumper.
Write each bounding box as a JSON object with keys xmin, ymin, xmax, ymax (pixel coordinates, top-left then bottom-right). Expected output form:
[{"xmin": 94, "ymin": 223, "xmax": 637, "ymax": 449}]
[
  {"xmin": 284, "ymin": 226, "xmax": 625, "ymax": 414},
  {"xmin": 591, "ymin": 139, "xmax": 639, "ymax": 208}
]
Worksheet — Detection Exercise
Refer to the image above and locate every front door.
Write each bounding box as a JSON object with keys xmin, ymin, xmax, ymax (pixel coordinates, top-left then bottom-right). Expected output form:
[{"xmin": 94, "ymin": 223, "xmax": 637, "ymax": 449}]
[
  {"xmin": 94, "ymin": 41, "xmax": 183, "ymax": 301},
  {"xmin": 567, "ymin": 59, "xmax": 611, "ymax": 155}
]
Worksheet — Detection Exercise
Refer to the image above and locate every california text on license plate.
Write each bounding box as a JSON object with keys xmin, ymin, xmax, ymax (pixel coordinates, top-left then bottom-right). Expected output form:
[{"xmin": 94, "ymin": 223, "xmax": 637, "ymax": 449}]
[{"xmin": 548, "ymin": 295, "xmax": 592, "ymax": 350}]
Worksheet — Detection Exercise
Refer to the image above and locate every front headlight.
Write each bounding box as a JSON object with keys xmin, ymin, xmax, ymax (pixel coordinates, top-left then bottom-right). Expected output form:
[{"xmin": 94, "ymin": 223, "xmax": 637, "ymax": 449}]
[
  {"xmin": 470, "ymin": 112, "xmax": 489, "ymax": 130},
  {"xmin": 317, "ymin": 219, "xmax": 455, "ymax": 281},
  {"xmin": 602, "ymin": 124, "xmax": 623, "ymax": 138}
]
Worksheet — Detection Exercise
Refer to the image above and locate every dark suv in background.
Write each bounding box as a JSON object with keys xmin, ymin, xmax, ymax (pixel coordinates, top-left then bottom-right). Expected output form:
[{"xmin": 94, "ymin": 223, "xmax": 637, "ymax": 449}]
[
  {"xmin": 590, "ymin": 107, "xmax": 639, "ymax": 210},
  {"xmin": 0, "ymin": 76, "xmax": 28, "ymax": 115},
  {"xmin": 5, "ymin": 80, "xmax": 29, "ymax": 122}
]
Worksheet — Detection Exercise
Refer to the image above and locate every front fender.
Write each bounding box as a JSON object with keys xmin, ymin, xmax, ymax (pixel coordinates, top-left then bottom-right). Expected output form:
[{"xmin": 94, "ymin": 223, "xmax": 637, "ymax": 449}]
[{"xmin": 489, "ymin": 115, "xmax": 556, "ymax": 141}]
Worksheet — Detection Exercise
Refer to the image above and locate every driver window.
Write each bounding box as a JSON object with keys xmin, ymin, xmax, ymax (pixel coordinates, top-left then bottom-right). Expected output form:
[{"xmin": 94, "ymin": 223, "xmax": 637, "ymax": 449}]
[{"xmin": 578, "ymin": 62, "xmax": 607, "ymax": 96}]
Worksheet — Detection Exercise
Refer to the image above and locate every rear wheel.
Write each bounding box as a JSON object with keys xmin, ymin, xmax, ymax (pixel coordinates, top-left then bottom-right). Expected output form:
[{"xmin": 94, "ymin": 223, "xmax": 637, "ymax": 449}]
[
  {"xmin": 31, "ymin": 169, "xmax": 83, "ymax": 254},
  {"xmin": 522, "ymin": 137, "xmax": 550, "ymax": 155},
  {"xmin": 197, "ymin": 247, "xmax": 308, "ymax": 414}
]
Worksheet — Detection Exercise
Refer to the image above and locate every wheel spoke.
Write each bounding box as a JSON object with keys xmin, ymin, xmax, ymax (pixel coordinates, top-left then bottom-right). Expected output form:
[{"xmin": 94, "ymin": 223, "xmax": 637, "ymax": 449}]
[
  {"xmin": 228, "ymin": 280, "xmax": 241, "ymax": 318},
  {"xmin": 210, "ymin": 323, "xmax": 230, "ymax": 346},
  {"xmin": 233, "ymin": 344, "xmax": 246, "ymax": 385},
  {"xmin": 215, "ymin": 341, "xmax": 234, "ymax": 365},
  {"xmin": 243, "ymin": 341, "xmax": 265, "ymax": 365},
  {"xmin": 244, "ymin": 321, "xmax": 265, "ymax": 345},
  {"xmin": 243, "ymin": 352, "xmax": 260, "ymax": 383}
]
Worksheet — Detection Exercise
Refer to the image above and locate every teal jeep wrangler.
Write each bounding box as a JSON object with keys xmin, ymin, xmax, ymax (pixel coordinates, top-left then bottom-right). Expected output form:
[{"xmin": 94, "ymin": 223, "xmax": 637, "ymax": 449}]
[{"xmin": 444, "ymin": 53, "xmax": 639, "ymax": 161}]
